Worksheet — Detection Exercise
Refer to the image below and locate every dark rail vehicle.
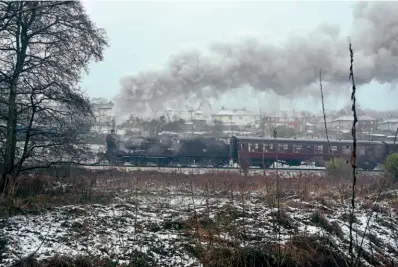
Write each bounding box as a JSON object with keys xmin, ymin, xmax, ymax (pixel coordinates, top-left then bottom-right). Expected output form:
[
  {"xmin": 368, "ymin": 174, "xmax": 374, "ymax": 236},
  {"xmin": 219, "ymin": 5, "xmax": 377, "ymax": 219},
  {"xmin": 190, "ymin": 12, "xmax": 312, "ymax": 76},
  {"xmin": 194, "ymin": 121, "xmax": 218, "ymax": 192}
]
[
  {"xmin": 175, "ymin": 137, "xmax": 230, "ymax": 167},
  {"xmin": 229, "ymin": 136, "xmax": 392, "ymax": 170},
  {"xmin": 105, "ymin": 133, "xmax": 230, "ymax": 167},
  {"xmin": 105, "ymin": 134, "xmax": 176, "ymax": 166}
]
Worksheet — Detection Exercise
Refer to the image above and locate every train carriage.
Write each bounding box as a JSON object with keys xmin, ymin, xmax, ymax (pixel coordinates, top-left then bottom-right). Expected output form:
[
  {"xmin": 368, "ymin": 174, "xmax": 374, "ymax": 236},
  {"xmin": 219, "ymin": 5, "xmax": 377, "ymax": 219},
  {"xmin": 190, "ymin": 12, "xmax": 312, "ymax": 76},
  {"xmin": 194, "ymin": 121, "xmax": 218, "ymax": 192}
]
[{"xmin": 230, "ymin": 136, "xmax": 388, "ymax": 170}]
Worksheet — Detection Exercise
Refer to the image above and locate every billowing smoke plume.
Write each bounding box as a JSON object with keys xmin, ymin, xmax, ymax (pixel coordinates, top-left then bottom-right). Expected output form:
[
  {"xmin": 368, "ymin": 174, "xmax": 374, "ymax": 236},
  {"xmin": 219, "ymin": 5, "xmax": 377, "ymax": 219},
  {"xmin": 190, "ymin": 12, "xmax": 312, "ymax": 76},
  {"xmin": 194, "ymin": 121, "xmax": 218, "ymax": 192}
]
[{"xmin": 116, "ymin": 2, "xmax": 398, "ymax": 116}]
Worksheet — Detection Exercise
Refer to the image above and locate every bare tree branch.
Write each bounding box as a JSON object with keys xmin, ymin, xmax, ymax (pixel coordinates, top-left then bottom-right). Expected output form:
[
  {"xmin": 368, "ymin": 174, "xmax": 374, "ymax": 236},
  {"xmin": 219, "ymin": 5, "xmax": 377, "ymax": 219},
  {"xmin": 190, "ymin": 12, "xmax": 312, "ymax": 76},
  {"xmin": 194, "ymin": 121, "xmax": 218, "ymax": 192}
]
[{"xmin": 0, "ymin": 0, "xmax": 108, "ymax": 193}]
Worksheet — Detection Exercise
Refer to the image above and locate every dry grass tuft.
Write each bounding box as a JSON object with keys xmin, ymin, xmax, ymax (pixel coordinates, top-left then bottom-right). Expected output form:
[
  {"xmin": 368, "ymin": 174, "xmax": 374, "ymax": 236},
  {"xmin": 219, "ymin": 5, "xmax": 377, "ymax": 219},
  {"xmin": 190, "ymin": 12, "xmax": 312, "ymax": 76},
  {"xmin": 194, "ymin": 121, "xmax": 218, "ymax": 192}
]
[
  {"xmin": 311, "ymin": 210, "xmax": 344, "ymax": 239},
  {"xmin": 10, "ymin": 253, "xmax": 154, "ymax": 267}
]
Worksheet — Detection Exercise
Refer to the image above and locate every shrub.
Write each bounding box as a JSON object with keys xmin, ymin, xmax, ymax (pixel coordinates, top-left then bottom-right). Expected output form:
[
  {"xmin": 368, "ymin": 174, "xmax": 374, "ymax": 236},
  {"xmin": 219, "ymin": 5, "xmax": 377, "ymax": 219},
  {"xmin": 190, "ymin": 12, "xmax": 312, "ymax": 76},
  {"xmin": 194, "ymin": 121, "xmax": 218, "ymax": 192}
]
[
  {"xmin": 383, "ymin": 153, "xmax": 398, "ymax": 182},
  {"xmin": 326, "ymin": 157, "xmax": 352, "ymax": 179},
  {"xmin": 15, "ymin": 175, "xmax": 53, "ymax": 196}
]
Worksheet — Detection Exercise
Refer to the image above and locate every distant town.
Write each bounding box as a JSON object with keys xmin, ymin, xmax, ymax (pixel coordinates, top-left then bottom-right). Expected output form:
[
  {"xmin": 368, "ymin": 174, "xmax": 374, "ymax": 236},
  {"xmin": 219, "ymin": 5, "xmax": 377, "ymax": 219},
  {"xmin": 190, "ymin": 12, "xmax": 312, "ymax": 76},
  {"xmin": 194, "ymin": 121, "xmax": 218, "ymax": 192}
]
[{"xmin": 91, "ymin": 98, "xmax": 398, "ymax": 142}]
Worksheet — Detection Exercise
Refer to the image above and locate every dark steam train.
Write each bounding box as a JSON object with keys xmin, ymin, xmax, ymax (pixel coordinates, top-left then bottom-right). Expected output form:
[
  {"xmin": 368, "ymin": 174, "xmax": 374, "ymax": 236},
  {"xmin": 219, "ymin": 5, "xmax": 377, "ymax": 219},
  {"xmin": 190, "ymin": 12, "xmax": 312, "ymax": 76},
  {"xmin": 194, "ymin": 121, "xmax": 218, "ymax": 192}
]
[
  {"xmin": 105, "ymin": 133, "xmax": 230, "ymax": 167},
  {"xmin": 105, "ymin": 133, "xmax": 398, "ymax": 170}
]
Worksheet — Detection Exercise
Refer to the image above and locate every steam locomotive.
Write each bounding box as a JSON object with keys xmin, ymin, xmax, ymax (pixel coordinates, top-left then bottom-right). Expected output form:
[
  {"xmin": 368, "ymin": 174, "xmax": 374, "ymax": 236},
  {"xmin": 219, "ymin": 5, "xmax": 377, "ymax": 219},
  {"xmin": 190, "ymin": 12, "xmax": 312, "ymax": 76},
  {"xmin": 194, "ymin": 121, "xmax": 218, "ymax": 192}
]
[
  {"xmin": 104, "ymin": 133, "xmax": 398, "ymax": 170},
  {"xmin": 105, "ymin": 133, "xmax": 230, "ymax": 167}
]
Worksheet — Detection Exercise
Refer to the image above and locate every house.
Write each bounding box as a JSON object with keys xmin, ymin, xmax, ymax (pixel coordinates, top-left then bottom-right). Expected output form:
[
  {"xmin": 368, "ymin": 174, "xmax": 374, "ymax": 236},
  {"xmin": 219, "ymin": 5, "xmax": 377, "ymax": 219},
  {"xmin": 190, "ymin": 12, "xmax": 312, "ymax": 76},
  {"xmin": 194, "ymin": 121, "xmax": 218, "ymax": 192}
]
[
  {"xmin": 262, "ymin": 111, "xmax": 312, "ymax": 132},
  {"xmin": 164, "ymin": 108, "xmax": 207, "ymax": 122},
  {"xmin": 212, "ymin": 107, "xmax": 258, "ymax": 128},
  {"xmin": 379, "ymin": 118, "xmax": 398, "ymax": 132},
  {"xmin": 331, "ymin": 115, "xmax": 378, "ymax": 133},
  {"xmin": 304, "ymin": 122, "xmax": 316, "ymax": 133},
  {"xmin": 315, "ymin": 118, "xmax": 332, "ymax": 133},
  {"xmin": 262, "ymin": 111, "xmax": 292, "ymax": 126},
  {"xmin": 91, "ymin": 99, "xmax": 115, "ymax": 132}
]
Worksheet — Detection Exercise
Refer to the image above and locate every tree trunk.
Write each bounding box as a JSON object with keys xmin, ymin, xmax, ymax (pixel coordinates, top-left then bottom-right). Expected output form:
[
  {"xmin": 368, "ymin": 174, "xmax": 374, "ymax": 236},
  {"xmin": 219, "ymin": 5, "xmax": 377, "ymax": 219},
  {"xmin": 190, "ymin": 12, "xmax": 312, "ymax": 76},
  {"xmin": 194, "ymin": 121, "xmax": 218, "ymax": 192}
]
[
  {"xmin": 2, "ymin": 81, "xmax": 18, "ymax": 188},
  {"xmin": 1, "ymin": 3, "xmax": 29, "ymax": 193}
]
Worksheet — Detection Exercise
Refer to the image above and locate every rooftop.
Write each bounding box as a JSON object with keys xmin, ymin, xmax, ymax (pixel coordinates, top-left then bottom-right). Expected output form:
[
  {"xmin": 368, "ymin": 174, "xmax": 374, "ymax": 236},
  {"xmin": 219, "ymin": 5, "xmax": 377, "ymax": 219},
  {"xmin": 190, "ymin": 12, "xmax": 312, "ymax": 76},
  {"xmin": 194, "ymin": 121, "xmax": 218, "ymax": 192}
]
[
  {"xmin": 232, "ymin": 135, "xmax": 383, "ymax": 145},
  {"xmin": 93, "ymin": 101, "xmax": 114, "ymax": 109},
  {"xmin": 214, "ymin": 107, "xmax": 253, "ymax": 116},
  {"xmin": 332, "ymin": 115, "xmax": 376, "ymax": 122},
  {"xmin": 380, "ymin": 118, "xmax": 398, "ymax": 124}
]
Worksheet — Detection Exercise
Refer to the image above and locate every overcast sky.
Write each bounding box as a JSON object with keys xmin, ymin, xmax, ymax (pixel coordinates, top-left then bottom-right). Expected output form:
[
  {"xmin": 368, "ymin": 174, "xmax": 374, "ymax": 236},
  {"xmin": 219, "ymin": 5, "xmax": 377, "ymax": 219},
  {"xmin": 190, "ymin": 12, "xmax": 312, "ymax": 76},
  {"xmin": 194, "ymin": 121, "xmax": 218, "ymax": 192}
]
[{"xmin": 80, "ymin": 1, "xmax": 398, "ymax": 115}]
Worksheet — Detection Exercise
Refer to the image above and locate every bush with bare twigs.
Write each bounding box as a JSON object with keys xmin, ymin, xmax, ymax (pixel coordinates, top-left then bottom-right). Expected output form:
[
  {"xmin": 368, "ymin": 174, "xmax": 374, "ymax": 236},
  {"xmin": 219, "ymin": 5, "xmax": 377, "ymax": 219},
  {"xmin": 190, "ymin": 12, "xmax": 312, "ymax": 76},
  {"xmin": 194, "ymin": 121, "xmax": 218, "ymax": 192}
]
[
  {"xmin": 326, "ymin": 157, "xmax": 352, "ymax": 179},
  {"xmin": 384, "ymin": 153, "xmax": 398, "ymax": 182}
]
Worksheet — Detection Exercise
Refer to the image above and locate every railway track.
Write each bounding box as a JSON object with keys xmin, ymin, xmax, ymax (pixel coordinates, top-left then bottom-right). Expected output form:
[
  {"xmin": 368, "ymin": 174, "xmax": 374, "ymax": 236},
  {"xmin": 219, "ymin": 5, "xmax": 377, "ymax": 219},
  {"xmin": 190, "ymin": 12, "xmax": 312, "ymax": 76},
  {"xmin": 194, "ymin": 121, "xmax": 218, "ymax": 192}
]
[{"xmin": 80, "ymin": 163, "xmax": 385, "ymax": 173}]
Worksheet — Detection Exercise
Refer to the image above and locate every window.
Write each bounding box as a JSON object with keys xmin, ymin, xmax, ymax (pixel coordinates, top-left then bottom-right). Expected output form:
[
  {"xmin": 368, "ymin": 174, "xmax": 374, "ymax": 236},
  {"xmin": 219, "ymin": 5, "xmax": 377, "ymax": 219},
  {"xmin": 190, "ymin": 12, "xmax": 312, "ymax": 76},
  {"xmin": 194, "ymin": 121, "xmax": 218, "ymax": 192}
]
[
  {"xmin": 240, "ymin": 143, "xmax": 245, "ymax": 149},
  {"xmin": 248, "ymin": 143, "xmax": 252, "ymax": 152},
  {"xmin": 331, "ymin": 146, "xmax": 338, "ymax": 152},
  {"xmin": 359, "ymin": 147, "xmax": 365, "ymax": 155},
  {"xmin": 255, "ymin": 143, "xmax": 259, "ymax": 151},
  {"xmin": 278, "ymin": 143, "xmax": 289, "ymax": 151},
  {"xmin": 315, "ymin": 145, "xmax": 323, "ymax": 153},
  {"xmin": 342, "ymin": 145, "xmax": 351, "ymax": 155},
  {"xmin": 293, "ymin": 144, "xmax": 302, "ymax": 153},
  {"xmin": 263, "ymin": 143, "xmax": 274, "ymax": 152}
]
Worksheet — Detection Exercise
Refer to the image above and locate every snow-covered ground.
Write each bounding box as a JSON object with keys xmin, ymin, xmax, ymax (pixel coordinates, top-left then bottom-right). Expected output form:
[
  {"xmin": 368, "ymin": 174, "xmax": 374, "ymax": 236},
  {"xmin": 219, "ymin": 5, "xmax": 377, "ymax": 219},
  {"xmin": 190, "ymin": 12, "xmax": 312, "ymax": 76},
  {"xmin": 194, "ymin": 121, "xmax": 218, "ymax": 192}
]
[
  {"xmin": 0, "ymin": 184, "xmax": 397, "ymax": 266},
  {"xmin": 81, "ymin": 165, "xmax": 328, "ymax": 178}
]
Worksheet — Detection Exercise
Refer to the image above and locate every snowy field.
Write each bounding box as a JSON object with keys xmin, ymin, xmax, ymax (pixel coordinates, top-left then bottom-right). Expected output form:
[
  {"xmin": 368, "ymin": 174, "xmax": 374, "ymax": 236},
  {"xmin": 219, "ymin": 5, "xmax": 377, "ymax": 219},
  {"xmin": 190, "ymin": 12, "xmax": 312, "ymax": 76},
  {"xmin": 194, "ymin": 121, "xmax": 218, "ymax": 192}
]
[{"xmin": 0, "ymin": 169, "xmax": 396, "ymax": 266}]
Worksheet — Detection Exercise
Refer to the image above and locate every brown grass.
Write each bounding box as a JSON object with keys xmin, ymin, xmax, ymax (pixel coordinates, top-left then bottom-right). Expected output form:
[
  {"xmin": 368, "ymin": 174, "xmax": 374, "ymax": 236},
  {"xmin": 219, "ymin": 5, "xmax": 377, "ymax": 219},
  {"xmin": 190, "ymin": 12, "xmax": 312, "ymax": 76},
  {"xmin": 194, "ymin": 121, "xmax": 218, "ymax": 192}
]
[
  {"xmin": 10, "ymin": 254, "xmax": 154, "ymax": 267},
  {"xmin": 0, "ymin": 167, "xmax": 392, "ymax": 218},
  {"xmin": 1, "ymin": 167, "xmax": 397, "ymax": 267}
]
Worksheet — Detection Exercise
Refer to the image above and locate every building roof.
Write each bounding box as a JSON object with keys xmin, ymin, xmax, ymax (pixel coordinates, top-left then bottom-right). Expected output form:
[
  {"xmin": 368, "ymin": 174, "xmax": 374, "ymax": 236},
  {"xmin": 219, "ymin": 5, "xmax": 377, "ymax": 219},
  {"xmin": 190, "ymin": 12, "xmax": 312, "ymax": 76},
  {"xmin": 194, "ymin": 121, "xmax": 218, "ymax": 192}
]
[
  {"xmin": 214, "ymin": 108, "xmax": 252, "ymax": 116},
  {"xmin": 232, "ymin": 135, "xmax": 383, "ymax": 145},
  {"xmin": 380, "ymin": 118, "xmax": 398, "ymax": 124},
  {"xmin": 332, "ymin": 115, "xmax": 376, "ymax": 122},
  {"xmin": 93, "ymin": 101, "xmax": 114, "ymax": 109}
]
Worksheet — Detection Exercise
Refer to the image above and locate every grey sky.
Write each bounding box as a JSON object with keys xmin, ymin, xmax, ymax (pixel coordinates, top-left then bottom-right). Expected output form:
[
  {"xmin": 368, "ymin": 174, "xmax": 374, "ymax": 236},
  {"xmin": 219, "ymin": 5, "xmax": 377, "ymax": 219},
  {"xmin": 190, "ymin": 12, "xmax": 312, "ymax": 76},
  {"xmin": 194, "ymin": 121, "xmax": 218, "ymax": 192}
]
[{"xmin": 81, "ymin": 1, "xmax": 398, "ymax": 115}]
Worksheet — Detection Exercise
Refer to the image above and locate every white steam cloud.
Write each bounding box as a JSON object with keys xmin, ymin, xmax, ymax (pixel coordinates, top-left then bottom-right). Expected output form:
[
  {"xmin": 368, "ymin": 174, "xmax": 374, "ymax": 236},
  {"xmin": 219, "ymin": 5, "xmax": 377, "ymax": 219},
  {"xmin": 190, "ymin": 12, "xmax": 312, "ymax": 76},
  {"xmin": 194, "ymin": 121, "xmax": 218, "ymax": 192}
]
[{"xmin": 116, "ymin": 2, "xmax": 398, "ymax": 117}]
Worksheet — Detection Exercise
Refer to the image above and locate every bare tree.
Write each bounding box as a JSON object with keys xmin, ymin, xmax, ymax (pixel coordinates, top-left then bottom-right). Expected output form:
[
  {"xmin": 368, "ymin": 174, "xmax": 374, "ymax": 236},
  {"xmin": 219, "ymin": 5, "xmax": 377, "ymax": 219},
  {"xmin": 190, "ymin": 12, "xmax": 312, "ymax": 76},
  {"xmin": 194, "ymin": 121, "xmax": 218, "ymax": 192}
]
[{"xmin": 0, "ymin": 1, "xmax": 108, "ymax": 193}]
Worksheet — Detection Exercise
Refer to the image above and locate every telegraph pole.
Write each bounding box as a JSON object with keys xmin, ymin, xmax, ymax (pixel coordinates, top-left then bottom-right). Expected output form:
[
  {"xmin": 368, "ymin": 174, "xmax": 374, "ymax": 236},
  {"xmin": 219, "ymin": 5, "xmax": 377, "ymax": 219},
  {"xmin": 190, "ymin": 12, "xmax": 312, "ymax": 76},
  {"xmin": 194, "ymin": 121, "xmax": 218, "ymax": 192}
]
[{"xmin": 189, "ymin": 109, "xmax": 194, "ymax": 137}]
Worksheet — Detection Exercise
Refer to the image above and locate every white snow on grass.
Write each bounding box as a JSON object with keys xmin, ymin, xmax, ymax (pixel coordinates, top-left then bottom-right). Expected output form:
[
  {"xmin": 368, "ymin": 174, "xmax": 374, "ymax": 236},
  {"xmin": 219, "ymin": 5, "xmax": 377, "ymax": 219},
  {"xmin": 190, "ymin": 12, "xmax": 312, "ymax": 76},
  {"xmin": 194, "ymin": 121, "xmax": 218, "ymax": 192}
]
[{"xmin": 0, "ymin": 187, "xmax": 397, "ymax": 266}]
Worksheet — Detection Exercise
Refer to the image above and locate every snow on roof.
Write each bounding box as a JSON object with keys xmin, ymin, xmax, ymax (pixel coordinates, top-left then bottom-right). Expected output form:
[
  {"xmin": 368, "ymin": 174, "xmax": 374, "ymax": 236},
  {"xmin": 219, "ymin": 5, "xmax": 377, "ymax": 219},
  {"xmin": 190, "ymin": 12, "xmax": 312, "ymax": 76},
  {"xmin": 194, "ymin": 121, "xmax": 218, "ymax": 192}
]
[
  {"xmin": 233, "ymin": 135, "xmax": 382, "ymax": 144},
  {"xmin": 215, "ymin": 108, "xmax": 252, "ymax": 116},
  {"xmin": 332, "ymin": 115, "xmax": 376, "ymax": 122},
  {"xmin": 158, "ymin": 131, "xmax": 179, "ymax": 136},
  {"xmin": 93, "ymin": 101, "xmax": 114, "ymax": 109},
  {"xmin": 380, "ymin": 118, "xmax": 398, "ymax": 124},
  {"xmin": 362, "ymin": 132, "xmax": 386, "ymax": 137}
]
